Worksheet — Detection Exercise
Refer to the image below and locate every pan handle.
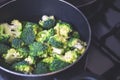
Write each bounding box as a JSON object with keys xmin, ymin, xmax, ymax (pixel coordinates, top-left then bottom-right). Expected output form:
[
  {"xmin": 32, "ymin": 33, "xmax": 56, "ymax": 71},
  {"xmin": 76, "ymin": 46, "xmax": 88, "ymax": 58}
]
[{"xmin": 0, "ymin": 0, "xmax": 16, "ymax": 8}]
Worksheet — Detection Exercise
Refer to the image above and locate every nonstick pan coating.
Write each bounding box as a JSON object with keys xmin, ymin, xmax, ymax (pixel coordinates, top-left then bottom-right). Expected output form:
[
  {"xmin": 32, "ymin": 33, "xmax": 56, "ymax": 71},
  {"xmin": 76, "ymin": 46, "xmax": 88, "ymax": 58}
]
[{"xmin": 0, "ymin": 0, "xmax": 91, "ymax": 77}]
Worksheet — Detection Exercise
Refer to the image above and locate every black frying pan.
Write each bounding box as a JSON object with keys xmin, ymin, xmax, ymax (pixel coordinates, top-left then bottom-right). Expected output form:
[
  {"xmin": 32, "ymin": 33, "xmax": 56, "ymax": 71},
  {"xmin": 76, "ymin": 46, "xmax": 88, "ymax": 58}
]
[{"xmin": 0, "ymin": 0, "xmax": 91, "ymax": 78}]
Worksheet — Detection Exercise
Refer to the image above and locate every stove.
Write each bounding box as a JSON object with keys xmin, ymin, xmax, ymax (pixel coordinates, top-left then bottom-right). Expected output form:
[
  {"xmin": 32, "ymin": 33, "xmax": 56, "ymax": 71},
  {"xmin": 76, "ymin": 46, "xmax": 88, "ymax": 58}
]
[{"xmin": 0, "ymin": 0, "xmax": 120, "ymax": 80}]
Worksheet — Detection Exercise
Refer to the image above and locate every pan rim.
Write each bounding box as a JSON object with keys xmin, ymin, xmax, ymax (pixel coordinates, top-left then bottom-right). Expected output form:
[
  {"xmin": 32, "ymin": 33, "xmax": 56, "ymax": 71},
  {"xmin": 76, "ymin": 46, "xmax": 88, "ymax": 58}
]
[{"xmin": 0, "ymin": 0, "xmax": 91, "ymax": 77}]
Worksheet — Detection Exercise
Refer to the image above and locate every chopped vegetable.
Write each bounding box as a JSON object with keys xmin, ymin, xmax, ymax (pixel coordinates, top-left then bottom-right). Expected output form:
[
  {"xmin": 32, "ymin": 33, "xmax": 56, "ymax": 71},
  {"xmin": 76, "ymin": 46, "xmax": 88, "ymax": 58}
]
[
  {"xmin": 3, "ymin": 48, "xmax": 23, "ymax": 64},
  {"xmin": 0, "ymin": 43, "xmax": 10, "ymax": 55},
  {"xmin": 54, "ymin": 21, "xmax": 72, "ymax": 38},
  {"xmin": 33, "ymin": 62, "xmax": 49, "ymax": 74},
  {"xmin": 12, "ymin": 61, "xmax": 33, "ymax": 74},
  {"xmin": 24, "ymin": 56, "xmax": 36, "ymax": 65},
  {"xmin": 0, "ymin": 15, "xmax": 86, "ymax": 74},
  {"xmin": 49, "ymin": 58, "xmax": 70, "ymax": 71},
  {"xmin": 39, "ymin": 15, "xmax": 55, "ymax": 29},
  {"xmin": 21, "ymin": 26, "xmax": 35, "ymax": 45},
  {"xmin": 29, "ymin": 42, "xmax": 48, "ymax": 57},
  {"xmin": 12, "ymin": 38, "xmax": 24, "ymax": 48},
  {"xmin": 0, "ymin": 20, "xmax": 22, "ymax": 42}
]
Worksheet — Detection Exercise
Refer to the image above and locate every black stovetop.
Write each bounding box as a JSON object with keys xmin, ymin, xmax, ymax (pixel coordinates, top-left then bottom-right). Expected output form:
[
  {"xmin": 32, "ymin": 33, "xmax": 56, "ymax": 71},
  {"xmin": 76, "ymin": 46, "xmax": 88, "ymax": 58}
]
[{"xmin": 0, "ymin": 0, "xmax": 120, "ymax": 80}]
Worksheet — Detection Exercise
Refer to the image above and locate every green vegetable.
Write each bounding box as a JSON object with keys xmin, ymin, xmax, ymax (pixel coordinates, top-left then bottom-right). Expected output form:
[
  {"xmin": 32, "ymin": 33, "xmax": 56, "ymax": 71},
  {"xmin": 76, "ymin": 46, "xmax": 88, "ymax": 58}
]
[
  {"xmin": 0, "ymin": 43, "xmax": 9, "ymax": 55},
  {"xmin": 39, "ymin": 15, "xmax": 55, "ymax": 29},
  {"xmin": 42, "ymin": 57, "xmax": 54, "ymax": 65},
  {"xmin": 3, "ymin": 48, "xmax": 28, "ymax": 64},
  {"xmin": 72, "ymin": 31, "xmax": 80, "ymax": 38},
  {"xmin": 0, "ymin": 20, "xmax": 22, "ymax": 42},
  {"xmin": 48, "ymin": 35, "xmax": 64, "ymax": 48},
  {"xmin": 68, "ymin": 38, "xmax": 84, "ymax": 50},
  {"xmin": 21, "ymin": 26, "xmax": 35, "ymax": 45},
  {"xmin": 64, "ymin": 50, "xmax": 78, "ymax": 63},
  {"xmin": 36, "ymin": 30, "xmax": 48, "ymax": 43},
  {"xmin": 34, "ymin": 62, "xmax": 49, "ymax": 74},
  {"xmin": 12, "ymin": 61, "xmax": 33, "ymax": 73},
  {"xmin": 52, "ymin": 47, "xmax": 64, "ymax": 55},
  {"xmin": 17, "ymin": 47, "xmax": 29, "ymax": 58},
  {"xmin": 25, "ymin": 56, "xmax": 36, "ymax": 65},
  {"xmin": 49, "ymin": 58, "xmax": 69, "ymax": 72},
  {"xmin": 12, "ymin": 38, "xmax": 24, "ymax": 48},
  {"xmin": 0, "ymin": 24, "xmax": 10, "ymax": 43},
  {"xmin": 36, "ymin": 28, "xmax": 55, "ymax": 43},
  {"xmin": 3, "ymin": 48, "xmax": 23, "ymax": 64},
  {"xmin": 29, "ymin": 42, "xmax": 48, "ymax": 57},
  {"xmin": 23, "ymin": 22, "xmax": 41, "ymax": 35},
  {"xmin": 0, "ymin": 35, "xmax": 9, "ymax": 43},
  {"xmin": 0, "ymin": 15, "xmax": 86, "ymax": 74},
  {"xmin": 11, "ymin": 19, "xmax": 22, "ymax": 31},
  {"xmin": 54, "ymin": 21, "xmax": 72, "ymax": 38}
]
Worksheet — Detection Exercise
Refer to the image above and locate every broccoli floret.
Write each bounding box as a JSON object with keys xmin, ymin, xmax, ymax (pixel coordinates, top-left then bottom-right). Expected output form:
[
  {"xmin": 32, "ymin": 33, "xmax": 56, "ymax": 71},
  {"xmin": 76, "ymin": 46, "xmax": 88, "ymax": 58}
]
[
  {"xmin": 0, "ymin": 25, "xmax": 10, "ymax": 43},
  {"xmin": 71, "ymin": 31, "xmax": 80, "ymax": 38},
  {"xmin": 25, "ymin": 56, "xmax": 36, "ymax": 65},
  {"xmin": 36, "ymin": 28, "xmax": 55, "ymax": 43},
  {"xmin": 0, "ymin": 23, "xmax": 10, "ymax": 35},
  {"xmin": 23, "ymin": 22, "xmax": 41, "ymax": 35},
  {"xmin": 68, "ymin": 38, "xmax": 86, "ymax": 55},
  {"xmin": 3, "ymin": 48, "xmax": 23, "ymax": 64},
  {"xmin": 42, "ymin": 57, "xmax": 54, "ymax": 64},
  {"xmin": 0, "ymin": 43, "xmax": 10, "ymax": 55},
  {"xmin": 68, "ymin": 38, "xmax": 86, "ymax": 50},
  {"xmin": 36, "ymin": 30, "xmax": 48, "ymax": 43},
  {"xmin": 0, "ymin": 24, "xmax": 4, "ymax": 34},
  {"xmin": 49, "ymin": 57, "xmax": 69, "ymax": 72},
  {"xmin": 64, "ymin": 50, "xmax": 78, "ymax": 63},
  {"xmin": 8, "ymin": 20, "xmax": 22, "ymax": 42},
  {"xmin": 33, "ymin": 62, "xmax": 49, "ymax": 74},
  {"xmin": 47, "ymin": 28, "xmax": 56, "ymax": 42},
  {"xmin": 0, "ymin": 35, "xmax": 9, "ymax": 43},
  {"xmin": 32, "ymin": 23, "xmax": 42, "ymax": 35},
  {"xmin": 39, "ymin": 15, "xmax": 55, "ymax": 29},
  {"xmin": 3, "ymin": 48, "xmax": 28, "ymax": 64},
  {"xmin": 52, "ymin": 47, "xmax": 64, "ymax": 55},
  {"xmin": 12, "ymin": 61, "xmax": 33, "ymax": 74},
  {"xmin": 21, "ymin": 26, "xmax": 35, "ymax": 45},
  {"xmin": 11, "ymin": 38, "xmax": 24, "ymax": 48},
  {"xmin": 11, "ymin": 19, "xmax": 22, "ymax": 31},
  {"xmin": 0, "ymin": 20, "xmax": 22, "ymax": 42},
  {"xmin": 48, "ymin": 28, "xmax": 55, "ymax": 36},
  {"xmin": 29, "ymin": 42, "xmax": 48, "ymax": 57},
  {"xmin": 54, "ymin": 21, "xmax": 72, "ymax": 38},
  {"xmin": 48, "ymin": 35, "xmax": 65, "ymax": 48},
  {"xmin": 0, "ymin": 15, "xmax": 87, "ymax": 74},
  {"xmin": 17, "ymin": 47, "xmax": 29, "ymax": 58},
  {"xmin": 74, "ymin": 47, "xmax": 86, "ymax": 55},
  {"xmin": 0, "ymin": 23, "xmax": 10, "ymax": 42}
]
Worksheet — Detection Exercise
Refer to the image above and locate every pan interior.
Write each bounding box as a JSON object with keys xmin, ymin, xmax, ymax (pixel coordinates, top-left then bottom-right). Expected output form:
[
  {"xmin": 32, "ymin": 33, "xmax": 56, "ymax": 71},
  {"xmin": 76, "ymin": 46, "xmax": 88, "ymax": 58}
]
[{"xmin": 0, "ymin": 0, "xmax": 91, "ymax": 76}]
